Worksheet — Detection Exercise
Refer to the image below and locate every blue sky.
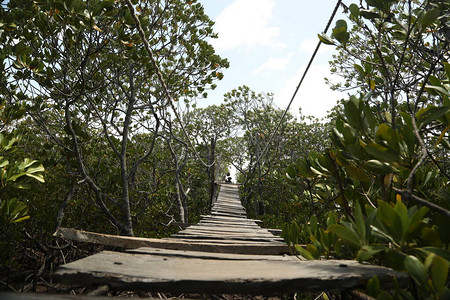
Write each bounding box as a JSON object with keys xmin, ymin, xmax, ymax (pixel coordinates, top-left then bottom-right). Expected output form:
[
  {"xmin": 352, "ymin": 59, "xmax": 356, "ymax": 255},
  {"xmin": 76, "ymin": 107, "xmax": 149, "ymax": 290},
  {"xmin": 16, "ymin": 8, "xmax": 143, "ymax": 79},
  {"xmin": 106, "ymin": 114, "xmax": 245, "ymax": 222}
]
[{"xmin": 198, "ymin": 0, "xmax": 350, "ymax": 119}]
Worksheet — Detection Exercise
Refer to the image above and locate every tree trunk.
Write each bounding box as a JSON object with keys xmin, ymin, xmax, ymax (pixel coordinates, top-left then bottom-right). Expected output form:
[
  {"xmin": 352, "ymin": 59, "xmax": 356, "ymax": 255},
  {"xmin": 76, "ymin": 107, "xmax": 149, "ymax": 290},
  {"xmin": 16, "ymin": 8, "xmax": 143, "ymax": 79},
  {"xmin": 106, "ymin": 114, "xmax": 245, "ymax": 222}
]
[{"xmin": 208, "ymin": 137, "xmax": 216, "ymax": 208}]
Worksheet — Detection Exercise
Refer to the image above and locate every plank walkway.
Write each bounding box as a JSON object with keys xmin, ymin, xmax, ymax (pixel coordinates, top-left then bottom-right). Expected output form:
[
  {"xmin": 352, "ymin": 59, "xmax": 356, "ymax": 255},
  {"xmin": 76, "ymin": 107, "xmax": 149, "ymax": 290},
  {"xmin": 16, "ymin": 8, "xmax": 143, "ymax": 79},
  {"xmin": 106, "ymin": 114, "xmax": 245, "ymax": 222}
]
[{"xmin": 54, "ymin": 183, "xmax": 408, "ymax": 295}]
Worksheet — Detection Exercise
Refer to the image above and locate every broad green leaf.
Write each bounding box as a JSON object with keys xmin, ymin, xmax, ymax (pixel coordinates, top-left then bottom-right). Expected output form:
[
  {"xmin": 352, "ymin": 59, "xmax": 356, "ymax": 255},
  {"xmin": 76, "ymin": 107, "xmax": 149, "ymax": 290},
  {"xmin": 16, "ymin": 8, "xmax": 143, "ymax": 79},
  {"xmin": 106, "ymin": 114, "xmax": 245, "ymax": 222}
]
[
  {"xmin": 367, "ymin": 276, "xmax": 380, "ymax": 297},
  {"xmin": 297, "ymin": 159, "xmax": 314, "ymax": 178},
  {"xmin": 404, "ymin": 255, "xmax": 427, "ymax": 285},
  {"xmin": 328, "ymin": 224, "xmax": 361, "ymax": 248},
  {"xmin": 364, "ymin": 143, "xmax": 399, "ymax": 163},
  {"xmin": 360, "ymin": 9, "xmax": 380, "ymax": 20},
  {"xmin": 25, "ymin": 173, "xmax": 45, "ymax": 183},
  {"xmin": 420, "ymin": 9, "xmax": 440, "ymax": 28},
  {"xmin": 354, "ymin": 64, "xmax": 365, "ymax": 75},
  {"xmin": 306, "ymin": 243, "xmax": 320, "ymax": 258},
  {"xmin": 286, "ymin": 165, "xmax": 296, "ymax": 179},
  {"xmin": 349, "ymin": 4, "xmax": 360, "ymax": 18},
  {"xmin": 332, "ymin": 20, "xmax": 349, "ymax": 44},
  {"xmin": 407, "ymin": 206, "xmax": 429, "ymax": 238},
  {"xmin": 418, "ymin": 247, "xmax": 450, "ymax": 262},
  {"xmin": 425, "ymin": 85, "xmax": 450, "ymax": 96},
  {"xmin": 318, "ymin": 33, "xmax": 335, "ymax": 45},
  {"xmin": 394, "ymin": 200, "xmax": 409, "ymax": 238},
  {"xmin": 430, "ymin": 255, "xmax": 448, "ymax": 292},
  {"xmin": 326, "ymin": 212, "xmax": 337, "ymax": 227},
  {"xmin": 417, "ymin": 105, "xmax": 450, "ymax": 127},
  {"xmin": 344, "ymin": 100, "xmax": 362, "ymax": 129},
  {"xmin": 444, "ymin": 62, "xmax": 450, "ymax": 79},
  {"xmin": 365, "ymin": 160, "xmax": 399, "ymax": 175},
  {"xmin": 376, "ymin": 123, "xmax": 400, "ymax": 152},
  {"xmin": 357, "ymin": 245, "xmax": 386, "ymax": 261},
  {"xmin": 378, "ymin": 200, "xmax": 403, "ymax": 240},
  {"xmin": 344, "ymin": 163, "xmax": 370, "ymax": 182},
  {"xmin": 294, "ymin": 244, "xmax": 315, "ymax": 260}
]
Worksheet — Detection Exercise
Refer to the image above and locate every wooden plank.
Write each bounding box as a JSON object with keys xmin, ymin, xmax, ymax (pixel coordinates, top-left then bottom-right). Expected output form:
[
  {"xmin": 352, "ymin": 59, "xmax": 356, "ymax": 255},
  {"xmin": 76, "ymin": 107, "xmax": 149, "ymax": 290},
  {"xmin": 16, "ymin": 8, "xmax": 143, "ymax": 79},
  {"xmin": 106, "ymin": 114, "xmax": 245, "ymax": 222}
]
[
  {"xmin": 200, "ymin": 215, "xmax": 263, "ymax": 223},
  {"xmin": 54, "ymin": 250, "xmax": 408, "ymax": 294},
  {"xmin": 54, "ymin": 227, "xmax": 289, "ymax": 254},
  {"xmin": 184, "ymin": 225, "xmax": 274, "ymax": 234},
  {"xmin": 203, "ymin": 214, "xmax": 249, "ymax": 221},
  {"xmin": 127, "ymin": 247, "xmax": 298, "ymax": 261},
  {"xmin": 166, "ymin": 238, "xmax": 288, "ymax": 246},
  {"xmin": 176, "ymin": 230, "xmax": 281, "ymax": 240},
  {"xmin": 197, "ymin": 221, "xmax": 259, "ymax": 227},
  {"xmin": 198, "ymin": 218, "xmax": 259, "ymax": 225},
  {"xmin": 170, "ymin": 233, "xmax": 284, "ymax": 242}
]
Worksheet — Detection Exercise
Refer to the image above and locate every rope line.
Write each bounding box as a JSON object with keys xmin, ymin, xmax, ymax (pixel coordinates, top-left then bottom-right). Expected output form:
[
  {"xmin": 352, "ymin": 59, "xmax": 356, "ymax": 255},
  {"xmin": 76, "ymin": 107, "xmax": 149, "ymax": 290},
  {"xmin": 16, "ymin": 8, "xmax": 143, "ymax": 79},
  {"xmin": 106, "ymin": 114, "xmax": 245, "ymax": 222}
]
[
  {"xmin": 124, "ymin": 0, "xmax": 214, "ymax": 168},
  {"xmin": 255, "ymin": 0, "xmax": 343, "ymax": 168}
]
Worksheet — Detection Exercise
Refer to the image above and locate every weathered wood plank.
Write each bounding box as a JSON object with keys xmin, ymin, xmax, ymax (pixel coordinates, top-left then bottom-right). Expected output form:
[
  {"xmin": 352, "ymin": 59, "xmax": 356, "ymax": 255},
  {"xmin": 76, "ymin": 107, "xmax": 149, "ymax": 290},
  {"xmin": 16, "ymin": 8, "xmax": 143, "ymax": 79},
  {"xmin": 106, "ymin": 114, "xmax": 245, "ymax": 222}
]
[
  {"xmin": 54, "ymin": 227, "xmax": 289, "ymax": 254},
  {"xmin": 127, "ymin": 247, "xmax": 298, "ymax": 261},
  {"xmin": 180, "ymin": 225, "xmax": 273, "ymax": 232},
  {"xmin": 166, "ymin": 238, "xmax": 288, "ymax": 246},
  {"xmin": 54, "ymin": 250, "xmax": 408, "ymax": 294},
  {"xmin": 175, "ymin": 231, "xmax": 283, "ymax": 241},
  {"xmin": 170, "ymin": 233, "xmax": 284, "ymax": 242}
]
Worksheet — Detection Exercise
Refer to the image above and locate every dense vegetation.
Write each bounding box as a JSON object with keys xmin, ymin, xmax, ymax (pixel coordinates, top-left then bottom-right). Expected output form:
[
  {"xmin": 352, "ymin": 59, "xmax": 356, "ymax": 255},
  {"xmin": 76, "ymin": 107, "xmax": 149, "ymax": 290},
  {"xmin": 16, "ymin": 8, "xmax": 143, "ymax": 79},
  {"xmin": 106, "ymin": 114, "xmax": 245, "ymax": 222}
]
[{"xmin": 0, "ymin": 0, "xmax": 449, "ymax": 299}]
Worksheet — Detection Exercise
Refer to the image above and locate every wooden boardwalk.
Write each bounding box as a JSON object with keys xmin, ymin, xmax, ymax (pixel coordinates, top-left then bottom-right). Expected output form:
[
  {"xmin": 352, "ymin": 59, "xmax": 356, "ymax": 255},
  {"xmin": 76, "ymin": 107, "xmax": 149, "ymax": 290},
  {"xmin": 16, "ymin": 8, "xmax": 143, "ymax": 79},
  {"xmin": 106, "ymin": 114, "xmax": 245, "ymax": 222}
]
[{"xmin": 54, "ymin": 183, "xmax": 408, "ymax": 294}]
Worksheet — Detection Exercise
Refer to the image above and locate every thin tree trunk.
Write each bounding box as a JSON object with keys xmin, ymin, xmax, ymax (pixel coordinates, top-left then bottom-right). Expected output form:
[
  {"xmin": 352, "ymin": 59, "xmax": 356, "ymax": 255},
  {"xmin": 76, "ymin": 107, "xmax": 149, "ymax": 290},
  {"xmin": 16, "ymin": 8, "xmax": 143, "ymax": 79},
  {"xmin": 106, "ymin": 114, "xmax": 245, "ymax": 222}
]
[{"xmin": 208, "ymin": 137, "xmax": 216, "ymax": 208}]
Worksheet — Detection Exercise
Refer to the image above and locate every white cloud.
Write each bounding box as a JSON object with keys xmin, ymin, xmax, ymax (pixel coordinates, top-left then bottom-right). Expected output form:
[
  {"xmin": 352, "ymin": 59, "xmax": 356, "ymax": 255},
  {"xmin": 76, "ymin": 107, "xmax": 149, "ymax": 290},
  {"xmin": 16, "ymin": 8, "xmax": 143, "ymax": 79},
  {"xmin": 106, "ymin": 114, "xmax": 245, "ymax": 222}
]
[
  {"xmin": 211, "ymin": 0, "xmax": 284, "ymax": 52},
  {"xmin": 274, "ymin": 64, "xmax": 344, "ymax": 119},
  {"xmin": 298, "ymin": 37, "xmax": 336, "ymax": 55},
  {"xmin": 251, "ymin": 52, "xmax": 294, "ymax": 75}
]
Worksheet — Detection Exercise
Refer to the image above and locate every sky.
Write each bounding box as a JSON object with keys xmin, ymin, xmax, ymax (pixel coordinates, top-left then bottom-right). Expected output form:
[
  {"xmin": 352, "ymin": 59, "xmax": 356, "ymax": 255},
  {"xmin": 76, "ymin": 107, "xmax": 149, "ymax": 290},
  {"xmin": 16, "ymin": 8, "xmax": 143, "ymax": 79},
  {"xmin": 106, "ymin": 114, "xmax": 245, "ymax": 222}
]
[{"xmin": 197, "ymin": 0, "xmax": 350, "ymax": 119}]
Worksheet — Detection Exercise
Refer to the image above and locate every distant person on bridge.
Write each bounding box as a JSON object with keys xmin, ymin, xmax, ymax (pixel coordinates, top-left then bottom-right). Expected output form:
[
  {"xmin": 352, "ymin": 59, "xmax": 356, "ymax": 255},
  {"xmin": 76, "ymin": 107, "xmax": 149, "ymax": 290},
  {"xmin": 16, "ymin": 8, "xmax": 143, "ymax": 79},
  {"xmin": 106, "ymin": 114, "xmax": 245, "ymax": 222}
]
[{"xmin": 225, "ymin": 172, "xmax": 232, "ymax": 183}]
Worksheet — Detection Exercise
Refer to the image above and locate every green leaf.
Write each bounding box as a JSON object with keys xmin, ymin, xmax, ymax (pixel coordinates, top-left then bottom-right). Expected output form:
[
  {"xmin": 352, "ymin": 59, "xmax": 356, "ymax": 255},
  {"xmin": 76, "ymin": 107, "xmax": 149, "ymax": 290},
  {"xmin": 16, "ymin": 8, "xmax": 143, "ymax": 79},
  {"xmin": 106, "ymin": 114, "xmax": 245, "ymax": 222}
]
[
  {"xmin": 417, "ymin": 105, "xmax": 450, "ymax": 127},
  {"xmin": 328, "ymin": 224, "xmax": 361, "ymax": 248},
  {"xmin": 444, "ymin": 62, "xmax": 450, "ymax": 79},
  {"xmin": 349, "ymin": 4, "xmax": 360, "ymax": 18},
  {"xmin": 404, "ymin": 255, "xmax": 427, "ymax": 285},
  {"xmin": 357, "ymin": 245, "xmax": 386, "ymax": 261},
  {"xmin": 425, "ymin": 85, "xmax": 450, "ymax": 96},
  {"xmin": 344, "ymin": 99, "xmax": 362, "ymax": 129},
  {"xmin": 365, "ymin": 160, "xmax": 399, "ymax": 175},
  {"xmin": 430, "ymin": 255, "xmax": 449, "ymax": 292},
  {"xmin": 286, "ymin": 165, "xmax": 296, "ymax": 180},
  {"xmin": 332, "ymin": 19, "xmax": 349, "ymax": 44},
  {"xmin": 354, "ymin": 202, "xmax": 366, "ymax": 238},
  {"xmin": 360, "ymin": 9, "xmax": 380, "ymax": 20},
  {"xmin": 344, "ymin": 163, "xmax": 370, "ymax": 182},
  {"xmin": 378, "ymin": 200, "xmax": 403, "ymax": 240},
  {"xmin": 318, "ymin": 33, "xmax": 336, "ymax": 45},
  {"xmin": 326, "ymin": 212, "xmax": 337, "ymax": 226},
  {"xmin": 376, "ymin": 123, "xmax": 400, "ymax": 152},
  {"xmin": 306, "ymin": 243, "xmax": 320, "ymax": 259},
  {"xmin": 420, "ymin": 9, "xmax": 440, "ymax": 28},
  {"xmin": 407, "ymin": 206, "xmax": 429, "ymax": 239},
  {"xmin": 367, "ymin": 276, "xmax": 380, "ymax": 297},
  {"xmin": 364, "ymin": 143, "xmax": 399, "ymax": 163},
  {"xmin": 25, "ymin": 173, "xmax": 45, "ymax": 183},
  {"xmin": 294, "ymin": 244, "xmax": 315, "ymax": 260},
  {"xmin": 309, "ymin": 215, "xmax": 318, "ymax": 235},
  {"xmin": 296, "ymin": 159, "xmax": 314, "ymax": 178}
]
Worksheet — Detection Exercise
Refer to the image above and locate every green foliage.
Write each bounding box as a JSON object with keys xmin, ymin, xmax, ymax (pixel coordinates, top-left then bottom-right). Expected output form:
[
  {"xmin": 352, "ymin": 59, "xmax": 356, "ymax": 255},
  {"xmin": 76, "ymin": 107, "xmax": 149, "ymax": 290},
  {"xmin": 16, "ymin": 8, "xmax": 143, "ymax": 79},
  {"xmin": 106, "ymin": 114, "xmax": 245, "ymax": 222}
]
[{"xmin": 285, "ymin": 1, "xmax": 450, "ymax": 298}]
